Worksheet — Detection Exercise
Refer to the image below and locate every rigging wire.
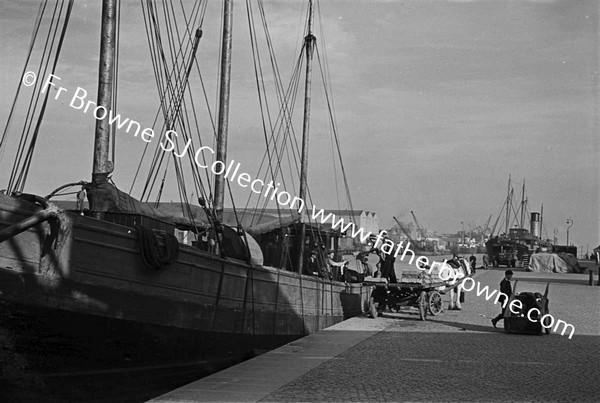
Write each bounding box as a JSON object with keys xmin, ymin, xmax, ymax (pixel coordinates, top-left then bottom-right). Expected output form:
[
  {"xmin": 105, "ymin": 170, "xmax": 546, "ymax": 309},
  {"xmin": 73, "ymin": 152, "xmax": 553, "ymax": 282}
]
[
  {"xmin": 137, "ymin": 0, "xmax": 204, "ymax": 203},
  {"xmin": 7, "ymin": 0, "xmax": 62, "ymax": 192},
  {"xmin": 144, "ymin": 0, "xmax": 200, "ymax": 226},
  {"xmin": 244, "ymin": 0, "xmax": 294, "ymax": 226},
  {"xmin": 1, "ymin": 0, "xmax": 359, "ymax": 275},
  {"xmin": 134, "ymin": 0, "xmax": 226, "ymax": 234},
  {"xmin": 110, "ymin": 0, "xmax": 121, "ymax": 166},
  {"xmin": 9, "ymin": 0, "xmax": 74, "ymax": 194},
  {"xmin": 130, "ymin": 0, "xmax": 352, "ymax": 254},
  {"xmin": 242, "ymin": 0, "xmax": 308, "ymax": 228},
  {"xmin": 20, "ymin": 1, "xmax": 75, "ymax": 191},
  {"xmin": 0, "ymin": 0, "xmax": 48, "ymax": 165},
  {"xmin": 236, "ymin": 0, "xmax": 356, "ymax": 254},
  {"xmin": 316, "ymin": 2, "xmax": 357, "ymax": 223}
]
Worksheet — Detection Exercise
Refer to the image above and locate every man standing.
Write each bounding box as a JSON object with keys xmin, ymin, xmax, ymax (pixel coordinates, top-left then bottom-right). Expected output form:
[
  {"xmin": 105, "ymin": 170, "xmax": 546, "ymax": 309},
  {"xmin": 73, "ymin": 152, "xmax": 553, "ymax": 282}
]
[
  {"xmin": 304, "ymin": 250, "xmax": 319, "ymax": 276},
  {"xmin": 380, "ymin": 250, "xmax": 397, "ymax": 283},
  {"xmin": 491, "ymin": 270, "xmax": 513, "ymax": 328},
  {"xmin": 356, "ymin": 248, "xmax": 382, "ymax": 278},
  {"xmin": 469, "ymin": 254, "xmax": 477, "ymax": 273}
]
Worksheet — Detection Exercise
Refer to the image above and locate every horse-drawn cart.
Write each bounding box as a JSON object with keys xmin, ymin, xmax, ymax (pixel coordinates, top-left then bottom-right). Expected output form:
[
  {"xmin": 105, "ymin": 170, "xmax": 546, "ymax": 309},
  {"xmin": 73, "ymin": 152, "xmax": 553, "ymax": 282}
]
[
  {"xmin": 364, "ymin": 257, "xmax": 473, "ymax": 321},
  {"xmin": 365, "ymin": 281, "xmax": 445, "ymax": 320}
]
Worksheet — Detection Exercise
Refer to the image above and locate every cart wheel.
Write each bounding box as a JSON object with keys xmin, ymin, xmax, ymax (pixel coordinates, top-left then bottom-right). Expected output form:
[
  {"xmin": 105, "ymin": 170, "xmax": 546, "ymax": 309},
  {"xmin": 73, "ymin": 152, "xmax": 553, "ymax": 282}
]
[
  {"xmin": 418, "ymin": 291, "xmax": 427, "ymax": 321},
  {"xmin": 369, "ymin": 297, "xmax": 378, "ymax": 319},
  {"xmin": 428, "ymin": 291, "xmax": 443, "ymax": 316}
]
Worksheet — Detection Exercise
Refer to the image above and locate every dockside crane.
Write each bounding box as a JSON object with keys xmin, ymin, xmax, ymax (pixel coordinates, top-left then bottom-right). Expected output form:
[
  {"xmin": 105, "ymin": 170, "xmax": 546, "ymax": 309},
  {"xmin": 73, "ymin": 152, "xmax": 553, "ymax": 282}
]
[
  {"xmin": 393, "ymin": 216, "xmax": 423, "ymax": 251},
  {"xmin": 483, "ymin": 214, "xmax": 492, "ymax": 235},
  {"xmin": 410, "ymin": 211, "xmax": 425, "ymax": 240}
]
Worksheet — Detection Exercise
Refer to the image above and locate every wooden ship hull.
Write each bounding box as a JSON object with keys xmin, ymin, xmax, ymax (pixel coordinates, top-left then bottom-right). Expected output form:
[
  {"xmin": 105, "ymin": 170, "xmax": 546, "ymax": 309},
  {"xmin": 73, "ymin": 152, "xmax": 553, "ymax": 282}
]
[
  {"xmin": 0, "ymin": 194, "xmax": 368, "ymax": 397},
  {"xmin": 0, "ymin": 0, "xmax": 367, "ymax": 399}
]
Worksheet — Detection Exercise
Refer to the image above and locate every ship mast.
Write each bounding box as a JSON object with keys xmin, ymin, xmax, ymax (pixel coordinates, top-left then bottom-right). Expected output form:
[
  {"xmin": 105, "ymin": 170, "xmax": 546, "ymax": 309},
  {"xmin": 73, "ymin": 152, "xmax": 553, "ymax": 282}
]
[
  {"xmin": 213, "ymin": 0, "xmax": 234, "ymax": 224},
  {"xmin": 296, "ymin": 0, "xmax": 316, "ymax": 274},
  {"xmin": 540, "ymin": 203, "xmax": 544, "ymax": 240},
  {"xmin": 519, "ymin": 179, "xmax": 526, "ymax": 229},
  {"xmin": 504, "ymin": 174, "xmax": 511, "ymax": 235},
  {"xmin": 90, "ymin": 0, "xmax": 116, "ymax": 210}
]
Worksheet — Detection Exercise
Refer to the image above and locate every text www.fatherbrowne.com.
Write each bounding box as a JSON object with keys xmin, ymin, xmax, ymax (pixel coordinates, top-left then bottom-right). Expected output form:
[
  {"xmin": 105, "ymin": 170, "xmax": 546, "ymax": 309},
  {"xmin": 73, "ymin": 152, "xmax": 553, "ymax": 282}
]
[{"xmin": 30, "ymin": 72, "xmax": 575, "ymax": 339}]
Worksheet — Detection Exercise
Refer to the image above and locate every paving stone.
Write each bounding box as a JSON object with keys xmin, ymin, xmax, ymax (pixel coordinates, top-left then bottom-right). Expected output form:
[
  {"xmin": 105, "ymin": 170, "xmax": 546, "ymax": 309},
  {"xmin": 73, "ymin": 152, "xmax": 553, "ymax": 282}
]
[{"xmin": 261, "ymin": 268, "xmax": 600, "ymax": 402}]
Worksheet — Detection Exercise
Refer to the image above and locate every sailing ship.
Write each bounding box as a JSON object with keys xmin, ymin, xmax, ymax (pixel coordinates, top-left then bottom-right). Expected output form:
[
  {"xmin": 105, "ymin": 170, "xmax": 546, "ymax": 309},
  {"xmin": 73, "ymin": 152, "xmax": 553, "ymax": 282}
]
[
  {"xmin": 0, "ymin": 0, "xmax": 368, "ymax": 399},
  {"xmin": 485, "ymin": 175, "xmax": 553, "ymax": 267}
]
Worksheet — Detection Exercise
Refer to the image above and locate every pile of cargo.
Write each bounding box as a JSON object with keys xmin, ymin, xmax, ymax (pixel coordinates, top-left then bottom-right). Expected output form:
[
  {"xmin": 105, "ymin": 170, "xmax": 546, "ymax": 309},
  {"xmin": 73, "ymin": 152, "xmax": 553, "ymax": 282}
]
[{"xmin": 398, "ymin": 269, "xmax": 443, "ymax": 287}]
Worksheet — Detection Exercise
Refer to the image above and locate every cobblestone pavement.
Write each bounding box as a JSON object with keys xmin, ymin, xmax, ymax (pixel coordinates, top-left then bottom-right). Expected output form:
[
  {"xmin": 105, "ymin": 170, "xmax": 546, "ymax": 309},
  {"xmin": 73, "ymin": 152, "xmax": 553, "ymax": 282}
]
[{"xmin": 260, "ymin": 267, "xmax": 600, "ymax": 402}]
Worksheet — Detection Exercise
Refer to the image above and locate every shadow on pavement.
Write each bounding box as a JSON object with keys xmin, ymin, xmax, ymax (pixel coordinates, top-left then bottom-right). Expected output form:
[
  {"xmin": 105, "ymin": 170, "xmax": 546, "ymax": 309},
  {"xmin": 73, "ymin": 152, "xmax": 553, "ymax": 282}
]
[{"xmin": 429, "ymin": 318, "xmax": 499, "ymax": 333}]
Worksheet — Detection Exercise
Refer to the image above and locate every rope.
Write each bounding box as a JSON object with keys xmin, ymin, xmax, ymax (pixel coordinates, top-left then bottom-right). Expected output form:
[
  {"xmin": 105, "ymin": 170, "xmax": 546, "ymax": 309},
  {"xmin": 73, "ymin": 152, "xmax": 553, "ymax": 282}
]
[
  {"xmin": 0, "ymin": 0, "xmax": 47, "ymax": 163},
  {"xmin": 19, "ymin": 0, "xmax": 75, "ymax": 193},
  {"xmin": 137, "ymin": 0, "xmax": 214, "ymax": 217},
  {"xmin": 242, "ymin": 1, "xmax": 307, "ymax": 228},
  {"xmin": 110, "ymin": 0, "xmax": 121, "ymax": 165},
  {"xmin": 7, "ymin": 0, "xmax": 64, "ymax": 193},
  {"xmin": 7, "ymin": 0, "xmax": 60, "ymax": 190},
  {"xmin": 137, "ymin": 227, "xmax": 180, "ymax": 270}
]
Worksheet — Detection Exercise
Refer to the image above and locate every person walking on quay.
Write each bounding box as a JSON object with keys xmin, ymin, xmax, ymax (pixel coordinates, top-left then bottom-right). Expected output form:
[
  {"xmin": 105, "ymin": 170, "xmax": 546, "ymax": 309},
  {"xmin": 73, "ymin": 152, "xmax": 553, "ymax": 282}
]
[
  {"xmin": 482, "ymin": 254, "xmax": 489, "ymax": 270},
  {"xmin": 469, "ymin": 253, "xmax": 477, "ymax": 273},
  {"xmin": 491, "ymin": 270, "xmax": 513, "ymax": 328}
]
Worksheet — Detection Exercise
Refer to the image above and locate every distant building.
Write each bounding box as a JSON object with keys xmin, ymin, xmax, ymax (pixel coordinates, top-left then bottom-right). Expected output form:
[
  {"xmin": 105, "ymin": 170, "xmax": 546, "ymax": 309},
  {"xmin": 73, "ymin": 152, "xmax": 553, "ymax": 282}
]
[{"xmin": 325, "ymin": 209, "xmax": 379, "ymax": 238}]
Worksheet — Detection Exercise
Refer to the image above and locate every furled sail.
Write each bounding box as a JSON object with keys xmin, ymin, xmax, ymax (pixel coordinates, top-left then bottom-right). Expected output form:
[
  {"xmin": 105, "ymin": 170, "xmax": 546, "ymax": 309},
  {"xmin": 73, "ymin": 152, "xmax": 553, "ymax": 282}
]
[{"xmin": 85, "ymin": 181, "xmax": 210, "ymax": 229}]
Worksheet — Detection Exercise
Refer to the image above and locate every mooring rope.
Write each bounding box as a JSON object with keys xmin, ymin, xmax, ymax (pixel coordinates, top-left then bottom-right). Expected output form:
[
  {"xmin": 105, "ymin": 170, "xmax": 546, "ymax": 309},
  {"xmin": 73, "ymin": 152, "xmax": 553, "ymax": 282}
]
[{"xmin": 137, "ymin": 227, "xmax": 180, "ymax": 270}]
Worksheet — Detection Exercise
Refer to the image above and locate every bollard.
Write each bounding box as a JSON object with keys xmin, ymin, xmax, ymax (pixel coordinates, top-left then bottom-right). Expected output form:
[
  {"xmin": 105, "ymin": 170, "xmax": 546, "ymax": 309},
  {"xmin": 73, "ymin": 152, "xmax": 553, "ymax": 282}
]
[{"xmin": 590, "ymin": 270, "xmax": 594, "ymax": 286}]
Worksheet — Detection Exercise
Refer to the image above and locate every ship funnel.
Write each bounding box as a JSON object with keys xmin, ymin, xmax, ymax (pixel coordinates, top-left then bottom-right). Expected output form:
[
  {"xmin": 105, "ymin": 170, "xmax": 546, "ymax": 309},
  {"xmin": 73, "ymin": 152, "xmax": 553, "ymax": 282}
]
[{"xmin": 530, "ymin": 212, "xmax": 540, "ymax": 238}]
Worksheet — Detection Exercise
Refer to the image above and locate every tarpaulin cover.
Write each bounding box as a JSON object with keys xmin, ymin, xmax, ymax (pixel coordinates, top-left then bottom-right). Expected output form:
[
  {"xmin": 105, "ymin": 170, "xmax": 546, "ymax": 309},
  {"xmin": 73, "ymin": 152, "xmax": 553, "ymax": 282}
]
[
  {"xmin": 555, "ymin": 252, "xmax": 583, "ymax": 273},
  {"xmin": 527, "ymin": 253, "xmax": 575, "ymax": 273},
  {"xmin": 82, "ymin": 182, "xmax": 211, "ymax": 228}
]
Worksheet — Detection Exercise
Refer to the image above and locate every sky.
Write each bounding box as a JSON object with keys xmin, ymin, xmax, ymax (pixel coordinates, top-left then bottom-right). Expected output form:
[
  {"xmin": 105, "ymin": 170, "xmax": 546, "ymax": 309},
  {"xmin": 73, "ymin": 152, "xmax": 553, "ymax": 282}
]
[{"xmin": 0, "ymin": 0, "xmax": 598, "ymax": 251}]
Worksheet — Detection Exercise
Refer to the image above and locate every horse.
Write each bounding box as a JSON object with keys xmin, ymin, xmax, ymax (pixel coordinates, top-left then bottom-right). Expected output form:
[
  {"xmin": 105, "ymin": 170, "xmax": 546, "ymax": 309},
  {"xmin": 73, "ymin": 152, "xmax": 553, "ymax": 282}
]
[
  {"xmin": 446, "ymin": 257, "xmax": 473, "ymax": 310},
  {"xmin": 425, "ymin": 257, "xmax": 473, "ymax": 310}
]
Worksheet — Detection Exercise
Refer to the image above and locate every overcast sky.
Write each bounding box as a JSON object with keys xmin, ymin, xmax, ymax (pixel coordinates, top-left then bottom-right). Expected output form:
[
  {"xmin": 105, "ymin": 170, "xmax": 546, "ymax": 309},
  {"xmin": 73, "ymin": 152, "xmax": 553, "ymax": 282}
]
[{"xmin": 1, "ymin": 0, "xmax": 598, "ymax": 250}]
